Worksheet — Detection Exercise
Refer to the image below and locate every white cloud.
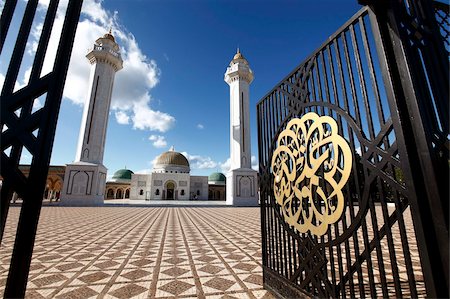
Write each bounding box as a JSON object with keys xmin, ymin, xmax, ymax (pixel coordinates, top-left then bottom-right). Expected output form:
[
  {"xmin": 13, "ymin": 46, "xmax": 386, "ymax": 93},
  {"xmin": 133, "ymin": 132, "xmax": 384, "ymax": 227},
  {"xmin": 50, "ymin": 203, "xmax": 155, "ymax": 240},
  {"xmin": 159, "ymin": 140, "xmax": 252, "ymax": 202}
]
[
  {"xmin": 220, "ymin": 155, "xmax": 259, "ymax": 172},
  {"xmin": 251, "ymin": 155, "xmax": 259, "ymax": 171},
  {"xmin": 181, "ymin": 152, "xmax": 219, "ymax": 170},
  {"xmin": 163, "ymin": 53, "xmax": 170, "ymax": 62},
  {"xmin": 220, "ymin": 158, "xmax": 231, "ymax": 173},
  {"xmin": 27, "ymin": 23, "xmax": 43, "ymax": 56},
  {"xmin": 115, "ymin": 111, "xmax": 130, "ymax": 124},
  {"xmin": 32, "ymin": 0, "xmax": 175, "ymax": 133},
  {"xmin": 132, "ymin": 100, "xmax": 175, "ymax": 132},
  {"xmin": 135, "ymin": 168, "xmax": 152, "ymax": 174},
  {"xmin": 196, "ymin": 123, "xmax": 204, "ymax": 129},
  {"xmin": 149, "ymin": 135, "xmax": 167, "ymax": 148},
  {"xmin": 32, "ymin": 98, "xmax": 44, "ymax": 111}
]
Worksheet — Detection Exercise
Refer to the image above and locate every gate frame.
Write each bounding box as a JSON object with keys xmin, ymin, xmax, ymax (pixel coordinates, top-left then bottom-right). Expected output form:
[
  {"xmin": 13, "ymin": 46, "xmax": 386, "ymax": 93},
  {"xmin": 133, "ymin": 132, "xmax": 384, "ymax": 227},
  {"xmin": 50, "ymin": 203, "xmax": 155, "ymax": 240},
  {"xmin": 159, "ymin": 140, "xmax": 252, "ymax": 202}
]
[
  {"xmin": 257, "ymin": 0, "xmax": 449, "ymax": 298},
  {"xmin": 0, "ymin": 0, "xmax": 83, "ymax": 297},
  {"xmin": 361, "ymin": 1, "xmax": 449, "ymax": 296}
]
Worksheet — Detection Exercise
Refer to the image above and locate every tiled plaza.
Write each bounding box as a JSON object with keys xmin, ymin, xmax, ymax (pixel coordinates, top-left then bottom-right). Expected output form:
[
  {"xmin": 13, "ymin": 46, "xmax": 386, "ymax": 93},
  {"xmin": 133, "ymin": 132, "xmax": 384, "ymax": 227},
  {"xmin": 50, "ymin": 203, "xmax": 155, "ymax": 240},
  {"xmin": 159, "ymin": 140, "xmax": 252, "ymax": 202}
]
[{"xmin": 1, "ymin": 206, "xmax": 274, "ymax": 299}]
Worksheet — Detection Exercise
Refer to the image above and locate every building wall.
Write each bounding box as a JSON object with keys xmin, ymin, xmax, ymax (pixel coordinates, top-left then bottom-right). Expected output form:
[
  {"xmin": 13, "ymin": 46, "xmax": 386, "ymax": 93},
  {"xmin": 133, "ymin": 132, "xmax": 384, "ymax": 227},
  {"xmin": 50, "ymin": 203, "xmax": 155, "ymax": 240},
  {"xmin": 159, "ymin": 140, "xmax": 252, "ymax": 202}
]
[
  {"xmin": 105, "ymin": 182, "xmax": 131, "ymax": 199},
  {"xmin": 131, "ymin": 173, "xmax": 201, "ymax": 200},
  {"xmin": 150, "ymin": 173, "xmax": 190, "ymax": 200},
  {"xmin": 190, "ymin": 176, "xmax": 208, "ymax": 200},
  {"xmin": 130, "ymin": 174, "xmax": 152, "ymax": 200},
  {"xmin": 208, "ymin": 185, "xmax": 226, "ymax": 200},
  {"xmin": 3, "ymin": 165, "xmax": 65, "ymax": 202}
]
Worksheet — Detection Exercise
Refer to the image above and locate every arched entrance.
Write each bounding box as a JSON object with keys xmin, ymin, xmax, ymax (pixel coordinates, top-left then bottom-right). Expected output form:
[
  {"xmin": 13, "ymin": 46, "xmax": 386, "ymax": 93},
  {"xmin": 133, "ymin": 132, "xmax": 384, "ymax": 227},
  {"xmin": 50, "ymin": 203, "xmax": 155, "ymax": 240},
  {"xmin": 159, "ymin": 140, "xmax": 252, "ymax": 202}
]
[
  {"xmin": 107, "ymin": 188, "xmax": 114, "ymax": 199},
  {"xmin": 165, "ymin": 181, "xmax": 175, "ymax": 200},
  {"xmin": 116, "ymin": 188, "xmax": 123, "ymax": 199}
]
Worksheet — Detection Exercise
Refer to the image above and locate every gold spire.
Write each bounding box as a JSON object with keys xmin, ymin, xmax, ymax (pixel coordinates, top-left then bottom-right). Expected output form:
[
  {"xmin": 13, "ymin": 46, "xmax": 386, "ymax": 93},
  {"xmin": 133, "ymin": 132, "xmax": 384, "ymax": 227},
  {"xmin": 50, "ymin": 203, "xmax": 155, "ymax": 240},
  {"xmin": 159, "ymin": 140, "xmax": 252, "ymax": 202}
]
[
  {"xmin": 103, "ymin": 27, "xmax": 115, "ymax": 42},
  {"xmin": 233, "ymin": 47, "xmax": 244, "ymax": 60}
]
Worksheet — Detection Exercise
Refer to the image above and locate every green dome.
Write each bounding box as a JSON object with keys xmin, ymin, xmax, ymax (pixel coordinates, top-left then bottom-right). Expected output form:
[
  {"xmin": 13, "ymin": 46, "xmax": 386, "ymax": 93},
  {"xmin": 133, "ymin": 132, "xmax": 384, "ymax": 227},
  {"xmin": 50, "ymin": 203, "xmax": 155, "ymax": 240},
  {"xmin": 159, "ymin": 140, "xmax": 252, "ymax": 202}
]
[
  {"xmin": 208, "ymin": 172, "xmax": 226, "ymax": 182},
  {"xmin": 112, "ymin": 169, "xmax": 134, "ymax": 180}
]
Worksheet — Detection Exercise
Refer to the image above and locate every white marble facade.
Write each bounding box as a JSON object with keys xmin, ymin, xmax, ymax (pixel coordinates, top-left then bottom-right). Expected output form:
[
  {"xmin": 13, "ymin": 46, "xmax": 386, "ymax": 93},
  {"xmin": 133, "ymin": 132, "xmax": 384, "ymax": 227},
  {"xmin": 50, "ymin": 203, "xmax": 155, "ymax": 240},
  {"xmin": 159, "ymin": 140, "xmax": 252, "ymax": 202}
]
[
  {"xmin": 130, "ymin": 148, "xmax": 208, "ymax": 200},
  {"xmin": 224, "ymin": 49, "xmax": 258, "ymax": 206},
  {"xmin": 61, "ymin": 31, "xmax": 122, "ymax": 206},
  {"xmin": 130, "ymin": 173, "xmax": 208, "ymax": 201}
]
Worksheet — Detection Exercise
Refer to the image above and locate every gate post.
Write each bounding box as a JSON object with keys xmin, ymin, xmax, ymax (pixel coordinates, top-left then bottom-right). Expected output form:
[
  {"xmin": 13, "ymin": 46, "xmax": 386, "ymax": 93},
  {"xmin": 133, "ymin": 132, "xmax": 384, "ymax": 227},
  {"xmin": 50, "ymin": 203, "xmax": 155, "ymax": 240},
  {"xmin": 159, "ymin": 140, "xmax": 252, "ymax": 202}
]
[
  {"xmin": 361, "ymin": 0, "xmax": 449, "ymax": 297},
  {"xmin": 1, "ymin": 0, "xmax": 83, "ymax": 297}
]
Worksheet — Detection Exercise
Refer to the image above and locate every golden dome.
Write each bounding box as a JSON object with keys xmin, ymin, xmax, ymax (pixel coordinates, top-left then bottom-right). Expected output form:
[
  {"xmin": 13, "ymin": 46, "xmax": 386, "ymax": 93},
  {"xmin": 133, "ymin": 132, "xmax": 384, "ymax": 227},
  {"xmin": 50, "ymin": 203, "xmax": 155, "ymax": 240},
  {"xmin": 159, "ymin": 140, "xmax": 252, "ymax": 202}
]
[
  {"xmin": 233, "ymin": 48, "xmax": 245, "ymax": 60},
  {"xmin": 156, "ymin": 149, "xmax": 189, "ymax": 167},
  {"xmin": 103, "ymin": 29, "xmax": 115, "ymax": 42}
]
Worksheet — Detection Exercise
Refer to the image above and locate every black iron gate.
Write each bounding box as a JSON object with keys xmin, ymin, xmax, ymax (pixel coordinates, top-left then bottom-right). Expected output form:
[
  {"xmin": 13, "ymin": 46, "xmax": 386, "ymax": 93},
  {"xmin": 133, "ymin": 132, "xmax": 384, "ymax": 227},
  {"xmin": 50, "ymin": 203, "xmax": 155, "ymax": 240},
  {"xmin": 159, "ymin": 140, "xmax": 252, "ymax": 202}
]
[
  {"xmin": 1, "ymin": 0, "xmax": 83, "ymax": 297},
  {"xmin": 257, "ymin": 1, "xmax": 448, "ymax": 298}
]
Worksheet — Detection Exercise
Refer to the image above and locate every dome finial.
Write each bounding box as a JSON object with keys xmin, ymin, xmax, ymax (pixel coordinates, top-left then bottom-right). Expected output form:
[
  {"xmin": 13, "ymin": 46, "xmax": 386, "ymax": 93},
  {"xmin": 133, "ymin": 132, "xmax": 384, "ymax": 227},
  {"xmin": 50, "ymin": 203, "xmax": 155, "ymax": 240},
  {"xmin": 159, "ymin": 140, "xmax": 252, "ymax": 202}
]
[
  {"xmin": 169, "ymin": 145, "xmax": 175, "ymax": 152},
  {"xmin": 103, "ymin": 28, "xmax": 115, "ymax": 42},
  {"xmin": 233, "ymin": 47, "xmax": 245, "ymax": 61}
]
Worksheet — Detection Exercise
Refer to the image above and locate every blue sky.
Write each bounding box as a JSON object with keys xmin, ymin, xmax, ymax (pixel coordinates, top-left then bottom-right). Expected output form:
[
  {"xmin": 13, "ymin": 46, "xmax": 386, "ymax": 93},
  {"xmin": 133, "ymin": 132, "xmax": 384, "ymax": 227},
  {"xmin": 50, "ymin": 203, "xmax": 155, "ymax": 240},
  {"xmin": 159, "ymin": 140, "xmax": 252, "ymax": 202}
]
[{"xmin": 2, "ymin": 0, "xmax": 362, "ymax": 177}]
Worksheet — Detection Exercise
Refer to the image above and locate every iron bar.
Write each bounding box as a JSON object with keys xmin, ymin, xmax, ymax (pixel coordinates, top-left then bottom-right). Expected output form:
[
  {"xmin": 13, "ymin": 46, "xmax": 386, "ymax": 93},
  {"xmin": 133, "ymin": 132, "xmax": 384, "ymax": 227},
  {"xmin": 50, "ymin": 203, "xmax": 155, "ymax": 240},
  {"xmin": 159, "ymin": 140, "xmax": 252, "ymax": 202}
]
[
  {"xmin": 258, "ymin": 2, "xmax": 447, "ymax": 297},
  {"xmin": 2, "ymin": 0, "xmax": 83, "ymax": 297}
]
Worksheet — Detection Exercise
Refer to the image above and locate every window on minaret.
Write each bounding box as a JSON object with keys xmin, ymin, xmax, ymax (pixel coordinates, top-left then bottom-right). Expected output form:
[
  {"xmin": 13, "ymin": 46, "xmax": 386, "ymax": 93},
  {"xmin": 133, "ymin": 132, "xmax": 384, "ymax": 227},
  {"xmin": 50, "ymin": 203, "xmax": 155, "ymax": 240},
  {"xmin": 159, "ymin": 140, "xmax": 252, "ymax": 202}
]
[
  {"xmin": 241, "ymin": 92, "xmax": 245, "ymax": 153},
  {"xmin": 87, "ymin": 75, "xmax": 100, "ymax": 144}
]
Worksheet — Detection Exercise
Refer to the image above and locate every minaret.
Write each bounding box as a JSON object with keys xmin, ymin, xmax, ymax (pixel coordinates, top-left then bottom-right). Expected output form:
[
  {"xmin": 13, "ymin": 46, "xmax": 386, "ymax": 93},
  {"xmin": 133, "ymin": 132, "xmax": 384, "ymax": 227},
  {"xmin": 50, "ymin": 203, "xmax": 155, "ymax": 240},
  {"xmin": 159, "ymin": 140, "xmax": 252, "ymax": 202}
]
[
  {"xmin": 224, "ymin": 49, "xmax": 258, "ymax": 206},
  {"xmin": 76, "ymin": 30, "xmax": 123, "ymax": 163},
  {"xmin": 61, "ymin": 31, "xmax": 123, "ymax": 205}
]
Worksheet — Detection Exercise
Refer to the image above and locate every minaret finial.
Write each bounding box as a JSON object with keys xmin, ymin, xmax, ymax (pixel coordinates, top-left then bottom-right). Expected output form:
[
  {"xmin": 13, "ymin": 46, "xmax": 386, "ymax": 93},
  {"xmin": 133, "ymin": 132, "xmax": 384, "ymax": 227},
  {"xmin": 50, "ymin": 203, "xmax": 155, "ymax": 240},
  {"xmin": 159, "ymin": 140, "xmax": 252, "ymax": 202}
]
[
  {"xmin": 237, "ymin": 46, "xmax": 240, "ymax": 54},
  {"xmin": 109, "ymin": 26, "xmax": 112, "ymax": 34}
]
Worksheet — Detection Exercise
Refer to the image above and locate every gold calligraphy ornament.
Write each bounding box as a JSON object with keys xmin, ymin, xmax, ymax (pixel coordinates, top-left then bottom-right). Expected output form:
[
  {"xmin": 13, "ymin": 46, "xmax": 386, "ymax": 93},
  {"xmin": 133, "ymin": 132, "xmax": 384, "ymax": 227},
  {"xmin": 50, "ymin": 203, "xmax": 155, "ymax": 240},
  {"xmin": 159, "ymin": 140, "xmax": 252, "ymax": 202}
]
[{"xmin": 271, "ymin": 112, "xmax": 352, "ymax": 237}]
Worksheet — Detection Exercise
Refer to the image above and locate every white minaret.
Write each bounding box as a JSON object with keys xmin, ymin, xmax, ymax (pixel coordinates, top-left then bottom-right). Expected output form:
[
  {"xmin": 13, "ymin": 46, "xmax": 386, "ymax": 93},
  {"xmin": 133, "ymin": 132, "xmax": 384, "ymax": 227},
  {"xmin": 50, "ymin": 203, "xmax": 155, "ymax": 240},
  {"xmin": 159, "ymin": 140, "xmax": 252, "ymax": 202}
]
[
  {"xmin": 224, "ymin": 49, "xmax": 258, "ymax": 206},
  {"xmin": 61, "ymin": 31, "xmax": 123, "ymax": 206}
]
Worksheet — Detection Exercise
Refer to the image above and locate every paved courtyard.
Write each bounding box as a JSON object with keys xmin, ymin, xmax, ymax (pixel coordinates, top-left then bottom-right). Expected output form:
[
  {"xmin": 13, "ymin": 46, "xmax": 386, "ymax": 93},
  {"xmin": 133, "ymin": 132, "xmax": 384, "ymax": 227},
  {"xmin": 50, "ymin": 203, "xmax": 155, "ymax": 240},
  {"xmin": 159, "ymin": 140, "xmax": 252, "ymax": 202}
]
[{"xmin": 1, "ymin": 206, "xmax": 274, "ymax": 299}]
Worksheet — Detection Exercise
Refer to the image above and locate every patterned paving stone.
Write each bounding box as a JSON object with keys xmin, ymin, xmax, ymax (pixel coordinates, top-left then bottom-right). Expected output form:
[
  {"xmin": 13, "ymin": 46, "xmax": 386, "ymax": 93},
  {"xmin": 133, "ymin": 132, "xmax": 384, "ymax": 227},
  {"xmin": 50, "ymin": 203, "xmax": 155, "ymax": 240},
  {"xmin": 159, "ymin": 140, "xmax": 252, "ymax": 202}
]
[
  {"xmin": 204, "ymin": 277, "xmax": 236, "ymax": 292},
  {"xmin": 25, "ymin": 290, "xmax": 46, "ymax": 299},
  {"xmin": 55, "ymin": 286, "xmax": 98, "ymax": 299},
  {"xmin": 55, "ymin": 262, "xmax": 84, "ymax": 271},
  {"xmin": 161, "ymin": 266, "xmax": 190, "ymax": 277},
  {"xmin": 77, "ymin": 271, "xmax": 110, "ymax": 283},
  {"xmin": 109, "ymin": 283, "xmax": 147, "ymax": 299},
  {"xmin": 158, "ymin": 280, "xmax": 194, "ymax": 296},
  {"xmin": 234, "ymin": 262, "xmax": 257, "ymax": 272},
  {"xmin": 0, "ymin": 207, "xmax": 278, "ymax": 298},
  {"xmin": 197, "ymin": 264, "xmax": 224, "ymax": 275},
  {"xmin": 130, "ymin": 259, "xmax": 153, "ymax": 267},
  {"xmin": 106, "ymin": 252, "xmax": 127, "ymax": 259},
  {"xmin": 37, "ymin": 254, "xmax": 63, "ymax": 262},
  {"xmin": 163, "ymin": 257, "xmax": 186, "ymax": 265},
  {"xmin": 224, "ymin": 253, "xmax": 245, "ymax": 261},
  {"xmin": 32, "ymin": 274, "xmax": 66, "ymax": 287},
  {"xmin": 244, "ymin": 274, "xmax": 263, "ymax": 286},
  {"xmin": 120, "ymin": 269, "xmax": 151, "ymax": 280},
  {"xmin": 93, "ymin": 260, "xmax": 120, "ymax": 269},
  {"xmin": 29, "ymin": 263, "xmax": 46, "ymax": 271},
  {"xmin": 196, "ymin": 255, "xmax": 216, "ymax": 263}
]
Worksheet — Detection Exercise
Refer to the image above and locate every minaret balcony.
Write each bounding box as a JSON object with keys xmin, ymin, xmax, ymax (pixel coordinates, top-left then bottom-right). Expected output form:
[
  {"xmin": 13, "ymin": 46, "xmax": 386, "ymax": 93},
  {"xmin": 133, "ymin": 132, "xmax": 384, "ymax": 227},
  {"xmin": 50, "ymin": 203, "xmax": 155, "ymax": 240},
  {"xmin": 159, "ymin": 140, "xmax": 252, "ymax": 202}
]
[
  {"xmin": 86, "ymin": 46, "xmax": 123, "ymax": 71},
  {"xmin": 91, "ymin": 45, "xmax": 121, "ymax": 59}
]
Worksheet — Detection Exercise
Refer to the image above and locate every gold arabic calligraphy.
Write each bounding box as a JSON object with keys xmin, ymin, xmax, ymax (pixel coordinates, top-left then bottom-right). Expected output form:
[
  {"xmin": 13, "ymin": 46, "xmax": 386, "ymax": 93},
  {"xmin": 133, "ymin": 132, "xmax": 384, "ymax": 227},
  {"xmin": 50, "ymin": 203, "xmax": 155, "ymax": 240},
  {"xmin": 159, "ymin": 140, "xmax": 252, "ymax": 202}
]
[{"xmin": 271, "ymin": 112, "xmax": 352, "ymax": 236}]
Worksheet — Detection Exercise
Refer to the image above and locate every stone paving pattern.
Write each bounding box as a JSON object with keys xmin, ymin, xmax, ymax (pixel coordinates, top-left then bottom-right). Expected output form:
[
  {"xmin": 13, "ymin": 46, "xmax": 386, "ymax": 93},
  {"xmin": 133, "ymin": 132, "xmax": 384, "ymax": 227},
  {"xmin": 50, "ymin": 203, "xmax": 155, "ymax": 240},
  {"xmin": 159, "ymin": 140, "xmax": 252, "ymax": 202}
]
[{"xmin": 1, "ymin": 207, "xmax": 275, "ymax": 299}]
